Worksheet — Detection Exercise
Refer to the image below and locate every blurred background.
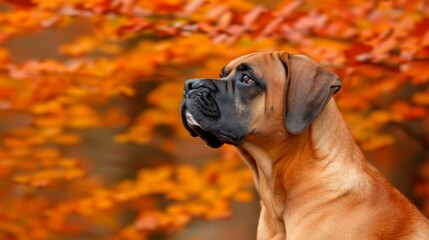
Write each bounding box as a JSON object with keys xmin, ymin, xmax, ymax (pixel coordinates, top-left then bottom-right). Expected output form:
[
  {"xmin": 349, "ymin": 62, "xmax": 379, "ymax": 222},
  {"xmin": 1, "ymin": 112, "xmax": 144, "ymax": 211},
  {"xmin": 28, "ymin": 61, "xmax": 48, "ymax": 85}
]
[{"xmin": 0, "ymin": 0, "xmax": 428, "ymax": 239}]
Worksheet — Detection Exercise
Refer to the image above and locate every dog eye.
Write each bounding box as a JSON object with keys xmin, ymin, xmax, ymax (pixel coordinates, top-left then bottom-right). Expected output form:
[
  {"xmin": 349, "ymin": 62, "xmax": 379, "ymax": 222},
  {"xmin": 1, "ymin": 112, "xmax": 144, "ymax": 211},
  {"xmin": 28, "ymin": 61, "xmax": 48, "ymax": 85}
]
[{"xmin": 241, "ymin": 74, "xmax": 254, "ymax": 84}]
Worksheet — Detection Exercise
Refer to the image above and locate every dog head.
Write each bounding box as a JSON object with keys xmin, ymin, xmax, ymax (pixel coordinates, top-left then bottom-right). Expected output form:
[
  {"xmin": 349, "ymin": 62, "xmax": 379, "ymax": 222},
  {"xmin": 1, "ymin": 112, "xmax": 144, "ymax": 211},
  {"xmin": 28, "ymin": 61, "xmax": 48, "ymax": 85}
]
[{"xmin": 180, "ymin": 51, "xmax": 341, "ymax": 148}]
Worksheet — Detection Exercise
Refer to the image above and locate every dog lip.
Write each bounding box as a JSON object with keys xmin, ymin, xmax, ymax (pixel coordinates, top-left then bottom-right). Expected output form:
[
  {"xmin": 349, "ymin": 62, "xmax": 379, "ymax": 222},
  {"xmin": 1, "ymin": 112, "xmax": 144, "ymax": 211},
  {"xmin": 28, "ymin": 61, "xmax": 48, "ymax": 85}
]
[
  {"xmin": 184, "ymin": 89, "xmax": 196, "ymax": 96},
  {"xmin": 180, "ymin": 104, "xmax": 198, "ymax": 137},
  {"xmin": 180, "ymin": 104, "xmax": 224, "ymax": 148},
  {"xmin": 185, "ymin": 111, "xmax": 202, "ymax": 128},
  {"xmin": 188, "ymin": 89, "xmax": 198, "ymax": 95}
]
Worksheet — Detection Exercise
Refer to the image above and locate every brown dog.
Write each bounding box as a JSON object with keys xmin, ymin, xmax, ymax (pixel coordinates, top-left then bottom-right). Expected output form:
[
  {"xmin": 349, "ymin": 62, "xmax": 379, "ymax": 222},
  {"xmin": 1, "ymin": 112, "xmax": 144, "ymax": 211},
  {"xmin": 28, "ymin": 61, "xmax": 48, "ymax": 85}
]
[{"xmin": 181, "ymin": 52, "xmax": 429, "ymax": 239}]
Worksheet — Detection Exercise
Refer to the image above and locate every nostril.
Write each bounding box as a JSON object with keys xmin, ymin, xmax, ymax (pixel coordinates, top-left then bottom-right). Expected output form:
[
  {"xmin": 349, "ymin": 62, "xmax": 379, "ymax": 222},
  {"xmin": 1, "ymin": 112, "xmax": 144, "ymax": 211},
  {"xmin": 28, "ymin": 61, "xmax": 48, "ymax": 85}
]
[
  {"xmin": 187, "ymin": 81, "xmax": 195, "ymax": 91},
  {"xmin": 185, "ymin": 79, "xmax": 203, "ymax": 93}
]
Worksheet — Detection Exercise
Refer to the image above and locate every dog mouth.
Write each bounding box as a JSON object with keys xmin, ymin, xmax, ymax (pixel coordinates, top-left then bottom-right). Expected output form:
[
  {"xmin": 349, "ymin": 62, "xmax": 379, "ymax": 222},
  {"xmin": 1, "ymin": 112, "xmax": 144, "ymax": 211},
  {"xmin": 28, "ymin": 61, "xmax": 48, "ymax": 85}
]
[
  {"xmin": 180, "ymin": 79, "xmax": 243, "ymax": 148},
  {"xmin": 185, "ymin": 111, "xmax": 201, "ymax": 128},
  {"xmin": 180, "ymin": 105, "xmax": 224, "ymax": 148}
]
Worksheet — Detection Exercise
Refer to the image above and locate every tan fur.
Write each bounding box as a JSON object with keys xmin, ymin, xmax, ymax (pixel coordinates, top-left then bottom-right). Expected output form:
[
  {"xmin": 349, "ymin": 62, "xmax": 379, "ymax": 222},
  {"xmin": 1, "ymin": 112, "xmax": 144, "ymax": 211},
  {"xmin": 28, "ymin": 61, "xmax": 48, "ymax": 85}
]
[{"xmin": 225, "ymin": 52, "xmax": 429, "ymax": 239}]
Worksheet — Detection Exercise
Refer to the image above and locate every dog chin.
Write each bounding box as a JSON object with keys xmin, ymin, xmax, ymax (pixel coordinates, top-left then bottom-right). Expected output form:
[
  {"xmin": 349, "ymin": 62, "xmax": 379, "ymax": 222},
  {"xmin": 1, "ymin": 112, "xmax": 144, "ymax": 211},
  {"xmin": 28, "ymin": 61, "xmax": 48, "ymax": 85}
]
[{"xmin": 181, "ymin": 108, "xmax": 224, "ymax": 148}]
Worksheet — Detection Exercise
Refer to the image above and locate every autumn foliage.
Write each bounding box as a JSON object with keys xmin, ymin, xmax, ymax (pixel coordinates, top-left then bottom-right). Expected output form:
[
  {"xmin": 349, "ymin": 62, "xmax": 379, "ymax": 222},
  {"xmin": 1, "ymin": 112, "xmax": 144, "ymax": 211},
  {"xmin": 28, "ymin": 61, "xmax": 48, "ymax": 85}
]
[{"xmin": 0, "ymin": 0, "xmax": 428, "ymax": 239}]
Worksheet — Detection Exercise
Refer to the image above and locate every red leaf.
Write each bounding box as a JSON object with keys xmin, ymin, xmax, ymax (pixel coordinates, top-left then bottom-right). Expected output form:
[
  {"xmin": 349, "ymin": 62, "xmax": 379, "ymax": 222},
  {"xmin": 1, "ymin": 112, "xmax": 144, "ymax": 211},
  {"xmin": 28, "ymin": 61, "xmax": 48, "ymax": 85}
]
[
  {"xmin": 345, "ymin": 44, "xmax": 372, "ymax": 64},
  {"xmin": 242, "ymin": 5, "xmax": 266, "ymax": 29}
]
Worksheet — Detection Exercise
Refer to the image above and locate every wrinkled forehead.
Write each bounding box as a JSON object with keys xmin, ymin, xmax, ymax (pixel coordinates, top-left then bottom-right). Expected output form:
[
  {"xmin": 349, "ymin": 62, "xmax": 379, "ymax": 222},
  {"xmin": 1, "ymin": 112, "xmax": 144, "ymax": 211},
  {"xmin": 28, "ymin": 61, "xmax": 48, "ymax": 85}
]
[{"xmin": 222, "ymin": 52, "xmax": 279, "ymax": 75}]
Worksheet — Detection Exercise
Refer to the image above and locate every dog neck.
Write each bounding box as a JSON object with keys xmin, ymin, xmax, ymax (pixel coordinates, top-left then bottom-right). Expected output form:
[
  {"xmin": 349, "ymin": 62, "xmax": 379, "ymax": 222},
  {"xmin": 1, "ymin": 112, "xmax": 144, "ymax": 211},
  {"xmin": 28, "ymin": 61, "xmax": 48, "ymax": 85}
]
[{"xmin": 237, "ymin": 100, "xmax": 370, "ymax": 221}]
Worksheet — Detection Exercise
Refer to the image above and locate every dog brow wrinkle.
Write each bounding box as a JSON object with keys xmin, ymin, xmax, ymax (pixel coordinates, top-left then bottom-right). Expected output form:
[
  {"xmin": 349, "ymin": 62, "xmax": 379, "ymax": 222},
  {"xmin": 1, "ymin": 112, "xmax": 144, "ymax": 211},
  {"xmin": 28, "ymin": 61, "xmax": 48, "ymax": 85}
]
[{"xmin": 237, "ymin": 63, "xmax": 251, "ymax": 71}]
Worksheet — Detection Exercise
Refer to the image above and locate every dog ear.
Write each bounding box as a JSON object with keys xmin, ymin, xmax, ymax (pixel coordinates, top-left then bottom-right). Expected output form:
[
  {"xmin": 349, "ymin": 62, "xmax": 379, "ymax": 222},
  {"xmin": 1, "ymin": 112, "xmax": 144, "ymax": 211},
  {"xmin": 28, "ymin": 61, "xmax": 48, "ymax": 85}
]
[{"xmin": 279, "ymin": 53, "xmax": 341, "ymax": 134}]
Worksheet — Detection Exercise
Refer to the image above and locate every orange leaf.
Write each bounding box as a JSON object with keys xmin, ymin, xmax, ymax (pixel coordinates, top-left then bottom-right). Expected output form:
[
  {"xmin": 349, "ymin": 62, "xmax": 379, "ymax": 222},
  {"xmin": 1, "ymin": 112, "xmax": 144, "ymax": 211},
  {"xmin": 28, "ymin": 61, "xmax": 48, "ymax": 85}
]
[
  {"xmin": 33, "ymin": 148, "xmax": 60, "ymax": 160},
  {"xmin": 361, "ymin": 134, "xmax": 394, "ymax": 151},
  {"xmin": 51, "ymin": 134, "xmax": 80, "ymax": 145},
  {"xmin": 413, "ymin": 90, "xmax": 429, "ymax": 106}
]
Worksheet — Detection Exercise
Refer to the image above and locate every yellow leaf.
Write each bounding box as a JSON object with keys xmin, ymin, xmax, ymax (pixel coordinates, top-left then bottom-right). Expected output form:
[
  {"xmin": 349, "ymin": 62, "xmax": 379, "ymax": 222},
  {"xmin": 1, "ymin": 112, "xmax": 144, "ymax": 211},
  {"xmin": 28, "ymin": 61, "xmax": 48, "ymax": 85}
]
[
  {"xmin": 57, "ymin": 157, "xmax": 78, "ymax": 168},
  {"xmin": 52, "ymin": 134, "xmax": 80, "ymax": 144},
  {"xmin": 66, "ymin": 104, "xmax": 99, "ymax": 128},
  {"xmin": 361, "ymin": 134, "xmax": 394, "ymax": 151},
  {"xmin": 13, "ymin": 174, "xmax": 30, "ymax": 184},
  {"xmin": 64, "ymin": 168, "xmax": 85, "ymax": 180},
  {"xmin": 60, "ymin": 36, "xmax": 98, "ymax": 57},
  {"xmin": 233, "ymin": 190, "xmax": 253, "ymax": 202}
]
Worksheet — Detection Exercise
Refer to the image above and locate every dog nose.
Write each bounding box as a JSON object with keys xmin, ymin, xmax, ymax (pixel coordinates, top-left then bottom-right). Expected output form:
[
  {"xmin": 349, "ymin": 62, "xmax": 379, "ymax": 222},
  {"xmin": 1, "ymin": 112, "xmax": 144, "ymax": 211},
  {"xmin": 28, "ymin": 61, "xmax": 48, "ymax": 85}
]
[
  {"xmin": 185, "ymin": 79, "xmax": 204, "ymax": 93},
  {"xmin": 184, "ymin": 78, "xmax": 216, "ymax": 94}
]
